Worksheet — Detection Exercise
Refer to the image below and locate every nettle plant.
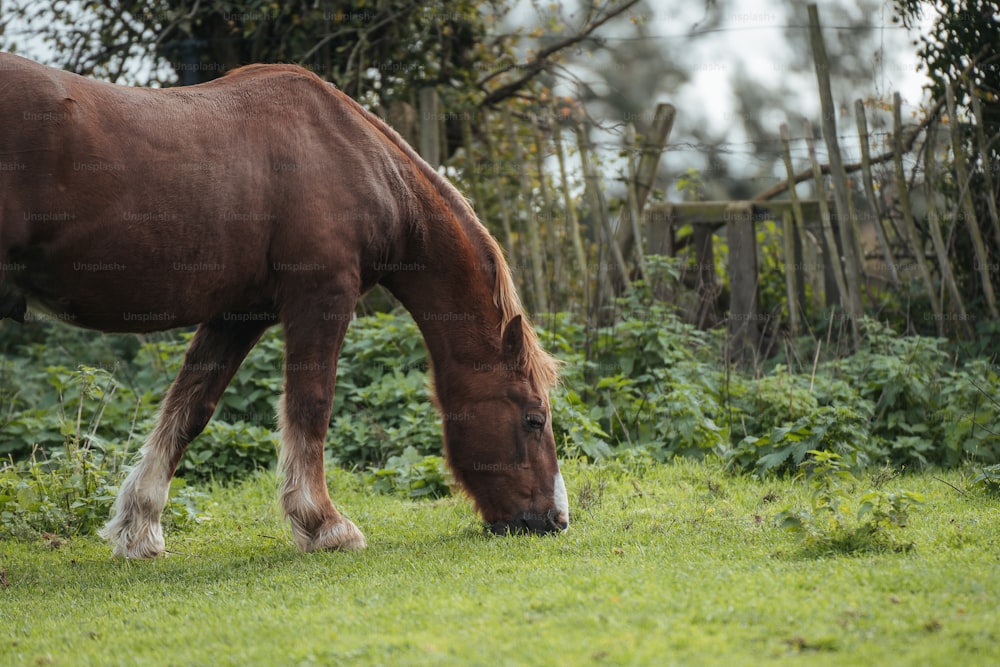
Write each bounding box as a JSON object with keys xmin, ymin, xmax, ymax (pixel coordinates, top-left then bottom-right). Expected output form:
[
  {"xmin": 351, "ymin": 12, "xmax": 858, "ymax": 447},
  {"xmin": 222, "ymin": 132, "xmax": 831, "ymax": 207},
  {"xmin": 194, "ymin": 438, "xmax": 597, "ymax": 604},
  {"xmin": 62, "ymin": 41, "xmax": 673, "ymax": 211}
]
[
  {"xmin": 775, "ymin": 450, "xmax": 925, "ymax": 553},
  {"xmin": 0, "ymin": 365, "xmax": 200, "ymax": 539}
]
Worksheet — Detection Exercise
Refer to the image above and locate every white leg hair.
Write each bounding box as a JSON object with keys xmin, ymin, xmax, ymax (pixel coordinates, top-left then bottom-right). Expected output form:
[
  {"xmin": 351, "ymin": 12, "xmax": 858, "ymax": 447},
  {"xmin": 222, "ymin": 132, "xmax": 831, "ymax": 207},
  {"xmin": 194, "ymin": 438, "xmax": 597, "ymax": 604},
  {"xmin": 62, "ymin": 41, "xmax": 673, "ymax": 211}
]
[
  {"xmin": 278, "ymin": 394, "xmax": 321, "ymax": 549},
  {"xmin": 99, "ymin": 404, "xmax": 187, "ymax": 558},
  {"xmin": 277, "ymin": 394, "xmax": 366, "ymax": 551}
]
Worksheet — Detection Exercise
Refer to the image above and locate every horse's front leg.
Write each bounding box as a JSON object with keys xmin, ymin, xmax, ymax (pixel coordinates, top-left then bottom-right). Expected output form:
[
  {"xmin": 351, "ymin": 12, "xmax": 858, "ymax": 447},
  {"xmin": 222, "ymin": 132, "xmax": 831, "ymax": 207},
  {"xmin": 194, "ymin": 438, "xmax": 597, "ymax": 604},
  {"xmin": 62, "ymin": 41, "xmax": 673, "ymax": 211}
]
[
  {"xmin": 278, "ymin": 291, "xmax": 366, "ymax": 552},
  {"xmin": 100, "ymin": 318, "xmax": 269, "ymax": 558}
]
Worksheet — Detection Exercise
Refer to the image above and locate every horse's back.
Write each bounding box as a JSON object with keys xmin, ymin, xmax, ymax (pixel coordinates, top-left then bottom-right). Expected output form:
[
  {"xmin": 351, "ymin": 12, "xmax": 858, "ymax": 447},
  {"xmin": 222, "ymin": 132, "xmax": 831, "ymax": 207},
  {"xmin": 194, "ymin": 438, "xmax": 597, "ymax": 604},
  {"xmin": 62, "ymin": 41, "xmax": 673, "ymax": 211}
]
[{"xmin": 0, "ymin": 54, "xmax": 408, "ymax": 332}]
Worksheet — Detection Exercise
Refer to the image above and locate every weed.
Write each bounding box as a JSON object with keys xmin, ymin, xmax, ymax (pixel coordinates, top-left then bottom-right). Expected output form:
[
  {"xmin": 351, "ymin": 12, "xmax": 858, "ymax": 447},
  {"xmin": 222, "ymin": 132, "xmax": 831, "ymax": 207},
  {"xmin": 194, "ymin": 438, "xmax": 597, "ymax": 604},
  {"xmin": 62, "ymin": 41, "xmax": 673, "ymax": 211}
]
[
  {"xmin": 971, "ymin": 463, "xmax": 1000, "ymax": 494},
  {"xmin": 0, "ymin": 441, "xmax": 202, "ymax": 539},
  {"xmin": 364, "ymin": 447, "xmax": 452, "ymax": 499},
  {"xmin": 775, "ymin": 451, "xmax": 925, "ymax": 553}
]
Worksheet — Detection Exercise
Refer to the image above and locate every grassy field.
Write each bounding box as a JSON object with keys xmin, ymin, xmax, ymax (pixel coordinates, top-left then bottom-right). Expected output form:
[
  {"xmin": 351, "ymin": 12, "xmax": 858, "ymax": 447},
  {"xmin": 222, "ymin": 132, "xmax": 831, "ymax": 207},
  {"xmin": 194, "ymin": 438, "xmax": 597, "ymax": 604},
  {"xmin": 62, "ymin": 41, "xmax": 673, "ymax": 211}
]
[{"xmin": 1, "ymin": 458, "xmax": 998, "ymax": 666}]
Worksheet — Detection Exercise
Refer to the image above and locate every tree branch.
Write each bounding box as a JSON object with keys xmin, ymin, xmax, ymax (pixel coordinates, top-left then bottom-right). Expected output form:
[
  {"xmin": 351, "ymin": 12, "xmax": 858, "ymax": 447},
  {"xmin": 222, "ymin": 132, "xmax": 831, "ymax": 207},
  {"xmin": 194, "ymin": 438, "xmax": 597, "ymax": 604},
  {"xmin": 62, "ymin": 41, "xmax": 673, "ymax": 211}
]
[{"xmin": 477, "ymin": 0, "xmax": 641, "ymax": 108}]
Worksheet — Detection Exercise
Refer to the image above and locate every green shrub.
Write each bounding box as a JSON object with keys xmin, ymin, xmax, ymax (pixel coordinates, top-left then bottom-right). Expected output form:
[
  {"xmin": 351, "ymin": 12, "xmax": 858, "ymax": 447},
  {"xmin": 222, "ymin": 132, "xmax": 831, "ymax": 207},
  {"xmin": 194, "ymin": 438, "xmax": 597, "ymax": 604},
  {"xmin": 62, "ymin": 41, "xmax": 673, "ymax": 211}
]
[
  {"xmin": 3, "ymin": 298, "xmax": 999, "ymax": 498},
  {"xmin": 179, "ymin": 421, "xmax": 280, "ymax": 483},
  {"xmin": 775, "ymin": 450, "xmax": 925, "ymax": 554},
  {"xmin": 364, "ymin": 447, "xmax": 452, "ymax": 498},
  {"xmin": 0, "ymin": 440, "xmax": 202, "ymax": 539}
]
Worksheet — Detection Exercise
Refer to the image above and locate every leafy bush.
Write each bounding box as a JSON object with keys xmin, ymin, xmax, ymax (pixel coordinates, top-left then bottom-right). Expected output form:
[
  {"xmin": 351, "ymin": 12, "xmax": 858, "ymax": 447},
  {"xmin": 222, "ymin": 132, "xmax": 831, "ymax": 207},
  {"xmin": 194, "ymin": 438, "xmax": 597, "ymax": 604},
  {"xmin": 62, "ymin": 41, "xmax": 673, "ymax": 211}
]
[
  {"xmin": 0, "ymin": 357, "xmax": 200, "ymax": 539},
  {"xmin": 0, "ymin": 439, "xmax": 202, "ymax": 539},
  {"xmin": 775, "ymin": 451, "xmax": 925, "ymax": 554},
  {"xmin": 179, "ymin": 421, "xmax": 280, "ymax": 483},
  {"xmin": 972, "ymin": 463, "xmax": 1000, "ymax": 493},
  {"xmin": 364, "ymin": 447, "xmax": 452, "ymax": 499},
  {"xmin": 721, "ymin": 319, "xmax": 1000, "ymax": 473},
  {"xmin": 728, "ymin": 405, "xmax": 875, "ymax": 475},
  {"xmin": 3, "ymin": 290, "xmax": 999, "ymax": 510},
  {"xmin": 545, "ymin": 274, "xmax": 731, "ymax": 463}
]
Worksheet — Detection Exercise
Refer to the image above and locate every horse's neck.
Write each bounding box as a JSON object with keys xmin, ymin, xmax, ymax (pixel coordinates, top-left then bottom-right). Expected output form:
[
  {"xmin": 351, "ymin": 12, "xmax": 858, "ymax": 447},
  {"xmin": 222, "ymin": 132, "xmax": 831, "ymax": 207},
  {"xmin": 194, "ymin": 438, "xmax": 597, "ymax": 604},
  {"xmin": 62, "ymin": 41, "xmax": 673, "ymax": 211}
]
[{"xmin": 382, "ymin": 213, "xmax": 501, "ymax": 398}]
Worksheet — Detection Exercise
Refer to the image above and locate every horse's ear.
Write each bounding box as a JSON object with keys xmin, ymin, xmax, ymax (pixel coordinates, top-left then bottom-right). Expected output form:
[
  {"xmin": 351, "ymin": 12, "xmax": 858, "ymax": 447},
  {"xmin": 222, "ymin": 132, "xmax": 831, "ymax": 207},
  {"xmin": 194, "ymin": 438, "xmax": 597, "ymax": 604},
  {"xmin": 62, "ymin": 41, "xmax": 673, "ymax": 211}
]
[{"xmin": 501, "ymin": 315, "xmax": 527, "ymax": 369}]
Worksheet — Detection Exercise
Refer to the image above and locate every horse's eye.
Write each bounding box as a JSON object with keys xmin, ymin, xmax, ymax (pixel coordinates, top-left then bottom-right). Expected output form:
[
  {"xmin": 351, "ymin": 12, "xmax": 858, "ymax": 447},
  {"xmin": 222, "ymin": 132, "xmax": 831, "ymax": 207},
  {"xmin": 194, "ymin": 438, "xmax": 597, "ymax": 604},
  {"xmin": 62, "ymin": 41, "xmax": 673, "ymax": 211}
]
[{"xmin": 524, "ymin": 412, "xmax": 546, "ymax": 431}]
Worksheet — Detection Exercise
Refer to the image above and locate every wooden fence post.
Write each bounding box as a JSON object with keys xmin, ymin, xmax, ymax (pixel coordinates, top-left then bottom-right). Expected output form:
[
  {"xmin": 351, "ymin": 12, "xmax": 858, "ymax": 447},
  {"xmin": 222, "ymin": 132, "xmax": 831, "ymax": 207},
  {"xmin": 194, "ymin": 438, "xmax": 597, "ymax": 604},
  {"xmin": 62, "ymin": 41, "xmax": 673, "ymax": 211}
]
[
  {"xmin": 634, "ymin": 104, "xmax": 676, "ymax": 210},
  {"xmin": 807, "ymin": 3, "xmax": 864, "ymax": 331},
  {"xmin": 418, "ymin": 87, "xmax": 440, "ymax": 167},
  {"xmin": 726, "ymin": 203, "xmax": 760, "ymax": 362},
  {"xmin": 781, "ymin": 209, "xmax": 801, "ymax": 336},
  {"xmin": 970, "ymin": 91, "xmax": 1000, "ymax": 254},
  {"xmin": 921, "ymin": 118, "xmax": 973, "ymax": 336},
  {"xmin": 502, "ymin": 108, "xmax": 549, "ymax": 313},
  {"xmin": 693, "ymin": 224, "xmax": 717, "ymax": 329},
  {"xmin": 624, "ymin": 124, "xmax": 648, "ymax": 281},
  {"xmin": 946, "ymin": 83, "xmax": 998, "ymax": 319},
  {"xmin": 803, "ymin": 119, "xmax": 855, "ymax": 339},
  {"xmin": 924, "ymin": 119, "xmax": 973, "ymax": 336},
  {"xmin": 576, "ymin": 120, "xmax": 629, "ymax": 318},
  {"xmin": 480, "ymin": 108, "xmax": 516, "ymax": 262},
  {"xmin": 615, "ymin": 104, "xmax": 676, "ymax": 269},
  {"xmin": 460, "ymin": 111, "xmax": 486, "ymax": 216},
  {"xmin": 643, "ymin": 206, "xmax": 675, "ymax": 302},
  {"xmin": 891, "ymin": 93, "xmax": 946, "ymax": 334},
  {"xmin": 854, "ymin": 99, "xmax": 900, "ymax": 286},
  {"xmin": 533, "ymin": 116, "xmax": 563, "ymax": 303},
  {"xmin": 779, "ymin": 123, "xmax": 815, "ymax": 323},
  {"xmin": 551, "ymin": 105, "xmax": 589, "ymax": 308}
]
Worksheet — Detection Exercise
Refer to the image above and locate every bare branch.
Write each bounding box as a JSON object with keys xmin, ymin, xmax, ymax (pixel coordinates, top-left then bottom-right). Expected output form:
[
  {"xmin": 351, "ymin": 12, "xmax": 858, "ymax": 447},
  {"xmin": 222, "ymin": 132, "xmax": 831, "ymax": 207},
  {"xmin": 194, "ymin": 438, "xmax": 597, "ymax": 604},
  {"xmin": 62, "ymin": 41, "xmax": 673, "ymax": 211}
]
[{"xmin": 477, "ymin": 0, "xmax": 641, "ymax": 108}]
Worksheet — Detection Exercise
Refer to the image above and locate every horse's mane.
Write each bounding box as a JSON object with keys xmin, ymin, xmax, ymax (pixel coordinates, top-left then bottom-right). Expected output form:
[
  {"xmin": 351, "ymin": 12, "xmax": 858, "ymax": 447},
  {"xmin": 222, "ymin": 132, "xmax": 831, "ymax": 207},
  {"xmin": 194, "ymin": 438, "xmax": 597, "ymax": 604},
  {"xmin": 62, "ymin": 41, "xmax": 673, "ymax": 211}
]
[{"xmin": 260, "ymin": 66, "xmax": 560, "ymax": 392}]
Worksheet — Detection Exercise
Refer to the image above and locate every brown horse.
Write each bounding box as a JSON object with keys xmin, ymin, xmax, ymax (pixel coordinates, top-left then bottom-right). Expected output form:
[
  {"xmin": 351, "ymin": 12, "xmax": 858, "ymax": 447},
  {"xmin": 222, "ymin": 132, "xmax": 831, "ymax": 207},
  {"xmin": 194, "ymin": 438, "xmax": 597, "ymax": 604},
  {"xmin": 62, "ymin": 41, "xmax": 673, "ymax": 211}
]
[{"xmin": 0, "ymin": 53, "xmax": 567, "ymax": 557}]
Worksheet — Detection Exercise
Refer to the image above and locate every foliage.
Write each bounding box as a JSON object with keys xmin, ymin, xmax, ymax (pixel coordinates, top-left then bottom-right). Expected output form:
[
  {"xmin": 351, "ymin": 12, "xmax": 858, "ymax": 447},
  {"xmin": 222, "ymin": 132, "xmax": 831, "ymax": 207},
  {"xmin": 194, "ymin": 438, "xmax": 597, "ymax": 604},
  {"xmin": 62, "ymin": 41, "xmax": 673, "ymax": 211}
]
[
  {"xmin": 893, "ymin": 0, "xmax": 999, "ymax": 145},
  {"xmin": 179, "ymin": 421, "xmax": 280, "ymax": 483},
  {"xmin": 0, "ymin": 437, "xmax": 201, "ymax": 541},
  {"xmin": 775, "ymin": 451, "xmax": 926, "ymax": 553},
  {"xmin": 4, "ymin": 301, "xmax": 1000, "ymax": 511},
  {"xmin": 0, "ymin": 281, "xmax": 998, "ymax": 545},
  {"xmin": 729, "ymin": 405, "xmax": 875, "ymax": 476},
  {"xmin": 0, "ymin": 348, "xmax": 200, "ymax": 538},
  {"xmin": 364, "ymin": 446, "xmax": 452, "ymax": 499},
  {"xmin": 893, "ymin": 1, "xmax": 1000, "ymax": 324},
  {"xmin": 971, "ymin": 463, "xmax": 1000, "ymax": 493}
]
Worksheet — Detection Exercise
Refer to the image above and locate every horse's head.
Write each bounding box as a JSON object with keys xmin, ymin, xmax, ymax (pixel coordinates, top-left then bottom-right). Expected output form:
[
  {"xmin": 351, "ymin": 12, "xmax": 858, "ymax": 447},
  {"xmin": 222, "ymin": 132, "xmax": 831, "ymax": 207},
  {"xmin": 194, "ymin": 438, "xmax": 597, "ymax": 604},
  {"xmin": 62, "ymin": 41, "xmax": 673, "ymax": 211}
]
[{"xmin": 442, "ymin": 315, "xmax": 568, "ymax": 535}]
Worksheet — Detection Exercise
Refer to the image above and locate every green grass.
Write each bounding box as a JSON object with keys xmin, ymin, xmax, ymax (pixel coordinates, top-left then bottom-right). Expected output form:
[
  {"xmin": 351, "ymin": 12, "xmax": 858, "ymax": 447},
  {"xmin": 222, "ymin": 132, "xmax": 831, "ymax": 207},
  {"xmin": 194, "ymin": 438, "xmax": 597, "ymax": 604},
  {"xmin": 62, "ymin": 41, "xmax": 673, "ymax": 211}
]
[{"xmin": 2, "ymin": 459, "xmax": 999, "ymax": 666}]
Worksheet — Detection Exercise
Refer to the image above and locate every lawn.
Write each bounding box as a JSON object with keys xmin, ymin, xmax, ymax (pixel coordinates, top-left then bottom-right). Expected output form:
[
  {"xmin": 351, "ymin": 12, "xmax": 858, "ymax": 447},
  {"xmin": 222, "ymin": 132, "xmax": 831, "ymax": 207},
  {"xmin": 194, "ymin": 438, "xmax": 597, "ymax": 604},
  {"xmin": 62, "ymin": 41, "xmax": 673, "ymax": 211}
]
[{"xmin": 1, "ymin": 459, "xmax": 998, "ymax": 666}]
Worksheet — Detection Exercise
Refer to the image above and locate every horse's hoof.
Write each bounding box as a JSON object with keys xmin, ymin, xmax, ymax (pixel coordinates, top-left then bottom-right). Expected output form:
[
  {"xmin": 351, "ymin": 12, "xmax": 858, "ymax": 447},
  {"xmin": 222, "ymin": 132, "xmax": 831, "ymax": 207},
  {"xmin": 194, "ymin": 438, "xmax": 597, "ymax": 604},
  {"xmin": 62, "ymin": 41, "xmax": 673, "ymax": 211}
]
[
  {"xmin": 99, "ymin": 518, "xmax": 166, "ymax": 559},
  {"xmin": 303, "ymin": 517, "xmax": 367, "ymax": 552}
]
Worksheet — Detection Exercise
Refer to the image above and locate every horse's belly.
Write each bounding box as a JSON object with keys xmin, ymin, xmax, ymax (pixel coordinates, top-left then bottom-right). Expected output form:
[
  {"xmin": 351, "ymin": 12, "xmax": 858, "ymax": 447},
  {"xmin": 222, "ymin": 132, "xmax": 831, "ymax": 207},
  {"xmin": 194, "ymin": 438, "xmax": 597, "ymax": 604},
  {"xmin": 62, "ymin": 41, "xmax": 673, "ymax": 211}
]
[{"xmin": 11, "ymin": 248, "xmax": 274, "ymax": 333}]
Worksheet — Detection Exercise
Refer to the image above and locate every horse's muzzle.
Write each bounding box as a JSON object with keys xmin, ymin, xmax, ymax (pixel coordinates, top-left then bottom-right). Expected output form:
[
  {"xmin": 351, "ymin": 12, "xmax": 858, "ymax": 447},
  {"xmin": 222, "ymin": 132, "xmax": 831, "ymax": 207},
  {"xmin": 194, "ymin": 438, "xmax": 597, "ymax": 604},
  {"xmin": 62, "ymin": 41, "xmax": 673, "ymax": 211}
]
[{"xmin": 489, "ymin": 509, "xmax": 568, "ymax": 535}]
